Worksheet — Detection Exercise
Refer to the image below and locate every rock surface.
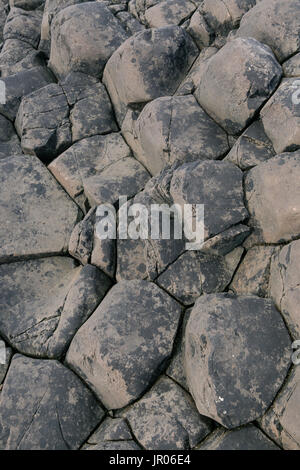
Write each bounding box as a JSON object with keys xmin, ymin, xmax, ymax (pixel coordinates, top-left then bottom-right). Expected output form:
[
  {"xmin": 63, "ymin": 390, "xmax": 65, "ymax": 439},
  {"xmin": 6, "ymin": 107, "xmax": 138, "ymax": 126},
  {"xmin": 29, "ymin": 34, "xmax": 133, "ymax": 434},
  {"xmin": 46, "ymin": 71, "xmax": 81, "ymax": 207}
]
[
  {"xmin": 66, "ymin": 280, "xmax": 182, "ymax": 409},
  {"xmin": 185, "ymin": 293, "xmax": 291, "ymax": 428}
]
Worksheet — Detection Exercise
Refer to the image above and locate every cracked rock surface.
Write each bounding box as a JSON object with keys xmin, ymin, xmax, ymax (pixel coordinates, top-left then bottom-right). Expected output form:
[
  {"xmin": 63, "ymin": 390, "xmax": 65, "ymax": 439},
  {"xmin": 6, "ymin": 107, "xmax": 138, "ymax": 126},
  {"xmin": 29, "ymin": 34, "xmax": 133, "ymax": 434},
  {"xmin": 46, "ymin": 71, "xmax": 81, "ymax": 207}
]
[{"xmin": 0, "ymin": 0, "xmax": 299, "ymax": 451}]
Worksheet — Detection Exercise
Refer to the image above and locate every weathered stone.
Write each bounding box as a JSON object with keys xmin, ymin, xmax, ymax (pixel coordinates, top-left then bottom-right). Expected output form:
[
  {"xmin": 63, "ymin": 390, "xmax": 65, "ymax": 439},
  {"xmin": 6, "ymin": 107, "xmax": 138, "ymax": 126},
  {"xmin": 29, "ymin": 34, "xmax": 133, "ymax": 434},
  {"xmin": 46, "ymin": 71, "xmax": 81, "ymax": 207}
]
[
  {"xmin": 235, "ymin": 0, "xmax": 300, "ymax": 63},
  {"xmin": 3, "ymin": 7, "xmax": 42, "ymax": 48},
  {"xmin": 185, "ymin": 293, "xmax": 291, "ymax": 428},
  {"xmin": 194, "ymin": 37, "xmax": 282, "ymax": 134},
  {"xmin": 15, "ymin": 83, "xmax": 71, "ymax": 163},
  {"xmin": 261, "ymin": 79, "xmax": 300, "ymax": 154},
  {"xmin": 0, "ymin": 66, "xmax": 54, "ymax": 121},
  {"xmin": 269, "ymin": 240, "xmax": 300, "ymax": 339},
  {"xmin": 283, "ymin": 54, "xmax": 300, "ymax": 78},
  {"xmin": 260, "ymin": 366, "xmax": 300, "ymax": 450},
  {"xmin": 0, "ymin": 154, "xmax": 81, "ymax": 263},
  {"xmin": 49, "ymin": 2, "xmax": 128, "ymax": 79},
  {"xmin": 0, "ymin": 38, "xmax": 45, "ymax": 77},
  {"xmin": 199, "ymin": 224, "xmax": 250, "ymax": 256},
  {"xmin": 82, "ymin": 418, "xmax": 141, "ymax": 450},
  {"xmin": 0, "ymin": 355, "xmax": 104, "ymax": 450},
  {"xmin": 188, "ymin": 0, "xmax": 256, "ymax": 48},
  {"xmin": 122, "ymin": 95, "xmax": 229, "ymax": 176},
  {"xmin": 61, "ymin": 72, "xmax": 118, "ymax": 142},
  {"xmin": 49, "ymin": 133, "xmax": 143, "ymax": 211},
  {"xmin": 245, "ymin": 153, "xmax": 300, "ymax": 243},
  {"xmin": 144, "ymin": 0, "xmax": 196, "ymax": 28},
  {"xmin": 156, "ymin": 249, "xmax": 242, "ymax": 305},
  {"xmin": 197, "ymin": 425, "xmax": 280, "ymax": 450},
  {"xmin": 170, "ymin": 160, "xmax": 247, "ymax": 239},
  {"xmin": 0, "ymin": 114, "xmax": 21, "ymax": 158},
  {"xmin": 116, "ymin": 11, "xmax": 145, "ymax": 36},
  {"xmin": 167, "ymin": 309, "xmax": 191, "ymax": 391},
  {"xmin": 103, "ymin": 26, "xmax": 198, "ymax": 124},
  {"xmin": 225, "ymin": 121, "xmax": 275, "ymax": 170},
  {"xmin": 66, "ymin": 280, "xmax": 182, "ymax": 409},
  {"xmin": 9, "ymin": 0, "xmax": 45, "ymax": 9},
  {"xmin": 230, "ymin": 246, "xmax": 276, "ymax": 297},
  {"xmin": 0, "ymin": 258, "xmax": 112, "ymax": 358},
  {"xmin": 120, "ymin": 376, "xmax": 213, "ymax": 450},
  {"xmin": 0, "ymin": 1, "xmax": 8, "ymax": 43}
]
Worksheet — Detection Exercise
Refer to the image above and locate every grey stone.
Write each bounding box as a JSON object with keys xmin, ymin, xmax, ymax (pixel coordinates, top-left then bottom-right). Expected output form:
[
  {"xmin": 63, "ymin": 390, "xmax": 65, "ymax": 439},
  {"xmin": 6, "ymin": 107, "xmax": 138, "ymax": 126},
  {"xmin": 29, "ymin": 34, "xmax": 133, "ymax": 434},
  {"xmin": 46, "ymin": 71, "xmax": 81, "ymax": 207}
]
[
  {"xmin": 245, "ymin": 152, "xmax": 300, "ymax": 243},
  {"xmin": 283, "ymin": 54, "xmax": 300, "ymax": 78},
  {"xmin": 82, "ymin": 417, "xmax": 141, "ymax": 450},
  {"xmin": 15, "ymin": 83, "xmax": 72, "ymax": 163},
  {"xmin": 261, "ymin": 79, "xmax": 300, "ymax": 154},
  {"xmin": 122, "ymin": 94, "xmax": 229, "ymax": 176},
  {"xmin": 185, "ymin": 293, "xmax": 291, "ymax": 428},
  {"xmin": 0, "ymin": 114, "xmax": 21, "ymax": 159},
  {"xmin": 48, "ymin": 133, "xmax": 148, "ymax": 211},
  {"xmin": 0, "ymin": 39, "xmax": 45, "ymax": 77},
  {"xmin": 60, "ymin": 72, "xmax": 118, "ymax": 142},
  {"xmin": 66, "ymin": 280, "xmax": 182, "ymax": 409},
  {"xmin": 260, "ymin": 366, "xmax": 300, "ymax": 450},
  {"xmin": 0, "ymin": 258, "xmax": 112, "ymax": 358},
  {"xmin": 269, "ymin": 240, "xmax": 300, "ymax": 339},
  {"xmin": 194, "ymin": 37, "xmax": 282, "ymax": 134},
  {"xmin": 170, "ymin": 160, "xmax": 247, "ymax": 239},
  {"xmin": 120, "ymin": 376, "xmax": 213, "ymax": 450},
  {"xmin": 230, "ymin": 245, "xmax": 276, "ymax": 297},
  {"xmin": 167, "ymin": 309, "xmax": 191, "ymax": 391},
  {"xmin": 116, "ymin": 11, "xmax": 145, "ymax": 35},
  {"xmin": 3, "ymin": 7, "xmax": 42, "ymax": 48},
  {"xmin": 103, "ymin": 25, "xmax": 198, "ymax": 125},
  {"xmin": 144, "ymin": 0, "xmax": 196, "ymax": 28},
  {"xmin": 235, "ymin": 0, "xmax": 300, "ymax": 63},
  {"xmin": 0, "ymin": 154, "xmax": 81, "ymax": 263},
  {"xmin": 0, "ymin": 66, "xmax": 54, "ymax": 121},
  {"xmin": 0, "ymin": 355, "xmax": 104, "ymax": 450},
  {"xmin": 197, "ymin": 425, "xmax": 280, "ymax": 450},
  {"xmin": 156, "ymin": 249, "xmax": 242, "ymax": 305},
  {"xmin": 49, "ymin": 2, "xmax": 129, "ymax": 79},
  {"xmin": 225, "ymin": 120, "xmax": 275, "ymax": 170}
]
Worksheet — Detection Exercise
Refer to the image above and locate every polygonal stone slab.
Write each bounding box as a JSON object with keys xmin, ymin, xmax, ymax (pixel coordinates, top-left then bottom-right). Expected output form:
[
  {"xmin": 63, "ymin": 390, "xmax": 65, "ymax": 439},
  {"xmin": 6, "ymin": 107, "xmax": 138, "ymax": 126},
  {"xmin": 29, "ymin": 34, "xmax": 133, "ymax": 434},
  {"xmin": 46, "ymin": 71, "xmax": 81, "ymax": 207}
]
[
  {"xmin": 0, "ymin": 355, "xmax": 104, "ymax": 450},
  {"xmin": 66, "ymin": 280, "xmax": 182, "ymax": 409},
  {"xmin": 120, "ymin": 376, "xmax": 213, "ymax": 450},
  {"xmin": 0, "ymin": 154, "xmax": 81, "ymax": 263},
  {"xmin": 185, "ymin": 293, "xmax": 291, "ymax": 428},
  {"xmin": 245, "ymin": 153, "xmax": 300, "ymax": 243},
  {"xmin": 103, "ymin": 25, "xmax": 198, "ymax": 124},
  {"xmin": 0, "ymin": 258, "xmax": 112, "ymax": 358},
  {"xmin": 82, "ymin": 418, "xmax": 141, "ymax": 450},
  {"xmin": 194, "ymin": 37, "xmax": 282, "ymax": 134},
  {"xmin": 49, "ymin": 2, "xmax": 129, "ymax": 79},
  {"xmin": 123, "ymin": 95, "xmax": 229, "ymax": 176}
]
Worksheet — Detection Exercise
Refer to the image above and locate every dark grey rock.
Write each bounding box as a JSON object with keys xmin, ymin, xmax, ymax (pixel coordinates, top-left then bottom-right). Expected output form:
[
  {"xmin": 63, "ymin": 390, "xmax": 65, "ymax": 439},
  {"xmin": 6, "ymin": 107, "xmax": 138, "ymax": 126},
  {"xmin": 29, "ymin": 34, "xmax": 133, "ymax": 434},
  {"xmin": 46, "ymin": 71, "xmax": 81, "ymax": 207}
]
[
  {"xmin": 260, "ymin": 366, "xmax": 300, "ymax": 450},
  {"xmin": 283, "ymin": 54, "xmax": 300, "ymax": 77},
  {"xmin": 0, "ymin": 66, "xmax": 54, "ymax": 121},
  {"xmin": 0, "ymin": 38, "xmax": 45, "ymax": 77},
  {"xmin": 0, "ymin": 258, "xmax": 112, "ymax": 358},
  {"xmin": 0, "ymin": 355, "xmax": 104, "ymax": 450},
  {"xmin": 122, "ymin": 94, "xmax": 229, "ymax": 176},
  {"xmin": 15, "ymin": 83, "xmax": 71, "ymax": 163},
  {"xmin": 82, "ymin": 417, "xmax": 141, "ymax": 450},
  {"xmin": 170, "ymin": 159, "xmax": 248, "ymax": 239},
  {"xmin": 49, "ymin": 2, "xmax": 129, "ymax": 79},
  {"xmin": 269, "ymin": 240, "xmax": 300, "ymax": 339},
  {"xmin": 0, "ymin": 154, "xmax": 81, "ymax": 263},
  {"xmin": 185, "ymin": 293, "xmax": 291, "ymax": 428},
  {"xmin": 225, "ymin": 120, "xmax": 275, "ymax": 170},
  {"xmin": 3, "ymin": 7, "xmax": 42, "ymax": 48},
  {"xmin": 194, "ymin": 37, "xmax": 282, "ymax": 134},
  {"xmin": 9, "ymin": 0, "xmax": 45, "ymax": 10},
  {"xmin": 235, "ymin": 0, "xmax": 300, "ymax": 63},
  {"xmin": 197, "ymin": 425, "xmax": 280, "ymax": 450},
  {"xmin": 66, "ymin": 280, "xmax": 182, "ymax": 409},
  {"xmin": 144, "ymin": 0, "xmax": 196, "ymax": 28},
  {"xmin": 261, "ymin": 79, "xmax": 300, "ymax": 154},
  {"xmin": 103, "ymin": 25, "xmax": 198, "ymax": 125},
  {"xmin": 120, "ymin": 376, "xmax": 213, "ymax": 450},
  {"xmin": 0, "ymin": 336, "xmax": 12, "ymax": 385}
]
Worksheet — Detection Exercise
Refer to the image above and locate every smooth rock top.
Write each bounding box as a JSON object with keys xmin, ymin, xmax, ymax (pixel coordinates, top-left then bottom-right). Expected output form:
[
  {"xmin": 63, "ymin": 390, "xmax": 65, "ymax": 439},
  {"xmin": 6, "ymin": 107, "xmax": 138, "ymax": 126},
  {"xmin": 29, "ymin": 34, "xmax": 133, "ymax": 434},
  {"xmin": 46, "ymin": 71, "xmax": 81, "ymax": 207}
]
[
  {"xmin": 66, "ymin": 280, "xmax": 182, "ymax": 409},
  {"xmin": 185, "ymin": 293, "xmax": 291, "ymax": 428}
]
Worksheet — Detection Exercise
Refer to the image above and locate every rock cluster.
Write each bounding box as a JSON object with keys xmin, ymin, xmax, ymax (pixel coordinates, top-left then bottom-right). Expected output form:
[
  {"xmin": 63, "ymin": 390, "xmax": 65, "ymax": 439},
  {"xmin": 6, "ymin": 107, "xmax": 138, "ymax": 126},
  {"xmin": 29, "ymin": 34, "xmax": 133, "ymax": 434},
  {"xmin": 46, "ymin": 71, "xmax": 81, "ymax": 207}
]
[{"xmin": 0, "ymin": 0, "xmax": 299, "ymax": 451}]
